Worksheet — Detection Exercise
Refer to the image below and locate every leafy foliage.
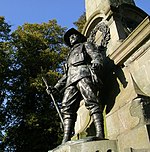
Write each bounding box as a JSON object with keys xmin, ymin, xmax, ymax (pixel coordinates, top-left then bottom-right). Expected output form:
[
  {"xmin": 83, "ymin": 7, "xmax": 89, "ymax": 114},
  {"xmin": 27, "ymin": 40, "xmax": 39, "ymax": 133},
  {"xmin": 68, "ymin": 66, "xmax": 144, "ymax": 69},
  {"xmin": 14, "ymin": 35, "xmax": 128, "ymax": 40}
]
[
  {"xmin": 0, "ymin": 11, "xmax": 86, "ymax": 151},
  {"xmin": 0, "ymin": 18, "xmax": 68, "ymax": 152},
  {"xmin": 0, "ymin": 16, "xmax": 11, "ymax": 42},
  {"xmin": 74, "ymin": 12, "xmax": 86, "ymax": 32},
  {"xmin": 0, "ymin": 17, "xmax": 11, "ymax": 149}
]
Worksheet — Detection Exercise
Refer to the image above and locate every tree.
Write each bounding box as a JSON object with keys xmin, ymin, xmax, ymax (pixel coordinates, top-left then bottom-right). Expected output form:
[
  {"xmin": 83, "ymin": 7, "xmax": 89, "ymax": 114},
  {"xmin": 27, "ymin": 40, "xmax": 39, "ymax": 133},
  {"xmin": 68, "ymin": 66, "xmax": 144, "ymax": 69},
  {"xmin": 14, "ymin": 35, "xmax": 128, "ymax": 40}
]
[
  {"xmin": 0, "ymin": 16, "xmax": 11, "ymax": 150},
  {"xmin": 0, "ymin": 16, "xmax": 11, "ymax": 104},
  {"xmin": 74, "ymin": 12, "xmax": 86, "ymax": 32},
  {"xmin": 2, "ymin": 20, "xmax": 68, "ymax": 152}
]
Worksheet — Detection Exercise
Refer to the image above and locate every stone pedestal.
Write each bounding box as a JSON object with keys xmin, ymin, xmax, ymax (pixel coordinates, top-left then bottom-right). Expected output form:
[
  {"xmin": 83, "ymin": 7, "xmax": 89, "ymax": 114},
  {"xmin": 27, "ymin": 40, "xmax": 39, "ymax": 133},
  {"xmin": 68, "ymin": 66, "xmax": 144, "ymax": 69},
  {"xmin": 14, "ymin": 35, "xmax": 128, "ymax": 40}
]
[
  {"xmin": 78, "ymin": 0, "xmax": 150, "ymax": 152},
  {"xmin": 104, "ymin": 17, "xmax": 150, "ymax": 152},
  {"xmin": 49, "ymin": 140, "xmax": 118, "ymax": 152}
]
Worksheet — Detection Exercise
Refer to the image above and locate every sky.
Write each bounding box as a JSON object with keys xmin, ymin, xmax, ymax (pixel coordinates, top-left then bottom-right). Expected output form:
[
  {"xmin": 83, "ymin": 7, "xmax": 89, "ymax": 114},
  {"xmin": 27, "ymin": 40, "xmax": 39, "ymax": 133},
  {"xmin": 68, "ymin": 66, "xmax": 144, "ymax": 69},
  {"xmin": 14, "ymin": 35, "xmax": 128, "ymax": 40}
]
[{"xmin": 0, "ymin": 0, "xmax": 149, "ymax": 31}]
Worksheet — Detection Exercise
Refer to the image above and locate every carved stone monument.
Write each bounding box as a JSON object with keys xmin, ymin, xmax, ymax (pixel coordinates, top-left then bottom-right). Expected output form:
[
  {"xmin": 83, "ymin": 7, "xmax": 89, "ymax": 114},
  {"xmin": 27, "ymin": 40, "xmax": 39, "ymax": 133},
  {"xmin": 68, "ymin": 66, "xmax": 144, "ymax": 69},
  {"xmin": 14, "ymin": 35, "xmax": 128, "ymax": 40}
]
[
  {"xmin": 49, "ymin": 0, "xmax": 150, "ymax": 151},
  {"xmin": 82, "ymin": 0, "xmax": 150, "ymax": 152}
]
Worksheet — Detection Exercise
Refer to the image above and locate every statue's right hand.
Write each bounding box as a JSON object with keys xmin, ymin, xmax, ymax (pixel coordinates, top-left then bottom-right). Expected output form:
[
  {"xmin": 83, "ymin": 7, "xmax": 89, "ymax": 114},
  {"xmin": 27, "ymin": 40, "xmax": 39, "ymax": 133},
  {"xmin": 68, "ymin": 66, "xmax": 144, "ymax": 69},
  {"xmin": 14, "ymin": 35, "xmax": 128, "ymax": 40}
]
[{"xmin": 46, "ymin": 86, "xmax": 58, "ymax": 95}]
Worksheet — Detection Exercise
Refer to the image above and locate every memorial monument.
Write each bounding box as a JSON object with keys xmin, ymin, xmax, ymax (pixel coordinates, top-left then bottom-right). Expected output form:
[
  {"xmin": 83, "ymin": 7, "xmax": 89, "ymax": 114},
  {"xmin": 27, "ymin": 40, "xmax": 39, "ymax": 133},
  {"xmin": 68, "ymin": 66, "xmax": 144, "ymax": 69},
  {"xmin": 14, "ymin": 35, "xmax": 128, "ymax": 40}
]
[{"xmin": 49, "ymin": 0, "xmax": 150, "ymax": 151}]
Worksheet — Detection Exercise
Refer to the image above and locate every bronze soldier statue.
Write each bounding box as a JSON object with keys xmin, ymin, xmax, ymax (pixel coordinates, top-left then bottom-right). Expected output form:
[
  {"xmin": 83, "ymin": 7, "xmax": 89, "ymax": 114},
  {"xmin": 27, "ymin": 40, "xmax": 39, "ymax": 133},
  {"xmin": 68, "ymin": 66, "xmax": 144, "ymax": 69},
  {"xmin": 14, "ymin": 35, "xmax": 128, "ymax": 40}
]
[{"xmin": 50, "ymin": 28, "xmax": 104, "ymax": 144}]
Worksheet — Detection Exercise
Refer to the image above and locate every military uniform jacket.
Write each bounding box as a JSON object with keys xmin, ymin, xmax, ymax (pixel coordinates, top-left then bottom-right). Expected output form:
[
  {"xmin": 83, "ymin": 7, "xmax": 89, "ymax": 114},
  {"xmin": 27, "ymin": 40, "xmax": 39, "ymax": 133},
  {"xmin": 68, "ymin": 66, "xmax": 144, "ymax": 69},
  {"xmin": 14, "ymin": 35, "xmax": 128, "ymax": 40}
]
[{"xmin": 54, "ymin": 42, "xmax": 103, "ymax": 91}]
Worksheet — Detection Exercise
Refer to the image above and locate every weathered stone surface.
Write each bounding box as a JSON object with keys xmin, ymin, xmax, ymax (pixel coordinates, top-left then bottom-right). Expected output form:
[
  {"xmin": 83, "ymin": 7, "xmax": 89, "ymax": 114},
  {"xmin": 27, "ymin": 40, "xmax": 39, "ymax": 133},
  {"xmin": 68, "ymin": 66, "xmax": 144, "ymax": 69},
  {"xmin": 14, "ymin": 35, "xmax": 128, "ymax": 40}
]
[
  {"xmin": 126, "ymin": 39, "xmax": 150, "ymax": 96},
  {"xmin": 84, "ymin": 5, "xmax": 148, "ymax": 60},
  {"xmin": 124, "ymin": 147, "xmax": 150, "ymax": 152},
  {"xmin": 105, "ymin": 16, "xmax": 150, "ymax": 140},
  {"xmin": 106, "ymin": 101, "xmax": 139, "ymax": 139},
  {"xmin": 49, "ymin": 140, "xmax": 118, "ymax": 152},
  {"xmin": 117, "ymin": 125, "xmax": 150, "ymax": 151},
  {"xmin": 110, "ymin": 16, "xmax": 150, "ymax": 66},
  {"xmin": 79, "ymin": 1, "xmax": 150, "ymax": 152},
  {"xmin": 130, "ymin": 96, "xmax": 150, "ymax": 125},
  {"xmin": 106, "ymin": 94, "xmax": 150, "ymax": 139},
  {"xmin": 85, "ymin": 0, "xmax": 135, "ymax": 20}
]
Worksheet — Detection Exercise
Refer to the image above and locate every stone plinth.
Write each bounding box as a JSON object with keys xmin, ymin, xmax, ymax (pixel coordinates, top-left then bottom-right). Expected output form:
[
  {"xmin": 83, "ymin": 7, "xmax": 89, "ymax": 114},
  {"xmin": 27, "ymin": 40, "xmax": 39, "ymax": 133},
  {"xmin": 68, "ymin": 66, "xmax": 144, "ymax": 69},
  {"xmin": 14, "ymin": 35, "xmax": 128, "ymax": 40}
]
[
  {"xmin": 105, "ymin": 16, "xmax": 150, "ymax": 151},
  {"xmin": 49, "ymin": 140, "xmax": 118, "ymax": 152},
  {"xmin": 83, "ymin": 0, "xmax": 150, "ymax": 151}
]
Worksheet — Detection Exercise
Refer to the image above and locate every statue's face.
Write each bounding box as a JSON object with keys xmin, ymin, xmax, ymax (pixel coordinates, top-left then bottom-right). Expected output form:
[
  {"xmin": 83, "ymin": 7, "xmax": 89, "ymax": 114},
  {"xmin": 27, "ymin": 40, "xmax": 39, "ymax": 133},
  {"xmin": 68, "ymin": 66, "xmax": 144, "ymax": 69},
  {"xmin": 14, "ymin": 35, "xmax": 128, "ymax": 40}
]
[{"xmin": 69, "ymin": 34, "xmax": 78, "ymax": 46}]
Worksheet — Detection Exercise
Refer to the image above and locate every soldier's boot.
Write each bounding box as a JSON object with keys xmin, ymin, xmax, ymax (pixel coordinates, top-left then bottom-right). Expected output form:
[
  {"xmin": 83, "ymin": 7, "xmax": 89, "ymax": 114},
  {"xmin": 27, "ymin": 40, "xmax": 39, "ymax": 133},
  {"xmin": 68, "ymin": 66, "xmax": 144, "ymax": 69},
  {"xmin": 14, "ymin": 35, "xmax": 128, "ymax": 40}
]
[
  {"xmin": 62, "ymin": 119, "xmax": 74, "ymax": 144},
  {"xmin": 92, "ymin": 113, "xmax": 104, "ymax": 140}
]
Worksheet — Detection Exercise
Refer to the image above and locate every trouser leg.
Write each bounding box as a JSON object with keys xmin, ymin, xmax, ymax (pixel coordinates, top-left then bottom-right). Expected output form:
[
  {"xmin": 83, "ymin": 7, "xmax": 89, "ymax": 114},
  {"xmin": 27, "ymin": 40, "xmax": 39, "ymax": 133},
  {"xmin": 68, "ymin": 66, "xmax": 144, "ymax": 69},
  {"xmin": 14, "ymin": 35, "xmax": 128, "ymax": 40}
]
[
  {"xmin": 62, "ymin": 118, "xmax": 74, "ymax": 144},
  {"xmin": 91, "ymin": 112, "xmax": 104, "ymax": 139},
  {"xmin": 77, "ymin": 77, "xmax": 103, "ymax": 115},
  {"xmin": 61, "ymin": 86, "xmax": 81, "ymax": 144},
  {"xmin": 77, "ymin": 78, "xmax": 104, "ymax": 139}
]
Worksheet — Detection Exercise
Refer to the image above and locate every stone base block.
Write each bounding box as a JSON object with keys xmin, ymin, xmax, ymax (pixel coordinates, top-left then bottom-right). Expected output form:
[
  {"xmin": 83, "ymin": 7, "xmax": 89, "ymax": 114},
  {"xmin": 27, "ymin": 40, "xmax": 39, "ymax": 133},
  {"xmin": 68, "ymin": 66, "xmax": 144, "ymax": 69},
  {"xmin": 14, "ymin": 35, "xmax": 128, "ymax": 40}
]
[
  {"xmin": 117, "ymin": 125, "xmax": 150, "ymax": 151},
  {"xmin": 49, "ymin": 139, "xmax": 118, "ymax": 152}
]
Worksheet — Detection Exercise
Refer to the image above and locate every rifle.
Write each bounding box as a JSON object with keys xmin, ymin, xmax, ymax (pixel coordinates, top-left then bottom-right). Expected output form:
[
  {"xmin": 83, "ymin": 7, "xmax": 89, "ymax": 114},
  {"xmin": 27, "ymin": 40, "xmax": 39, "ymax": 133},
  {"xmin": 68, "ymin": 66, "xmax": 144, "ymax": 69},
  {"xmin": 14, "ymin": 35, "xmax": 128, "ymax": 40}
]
[{"xmin": 42, "ymin": 77, "xmax": 64, "ymax": 127}]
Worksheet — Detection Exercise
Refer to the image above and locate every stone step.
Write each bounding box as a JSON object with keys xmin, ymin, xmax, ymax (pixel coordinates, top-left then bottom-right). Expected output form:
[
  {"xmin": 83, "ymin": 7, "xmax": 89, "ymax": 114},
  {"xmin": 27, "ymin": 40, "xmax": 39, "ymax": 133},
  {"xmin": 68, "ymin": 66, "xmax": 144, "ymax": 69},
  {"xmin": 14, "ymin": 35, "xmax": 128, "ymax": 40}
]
[{"xmin": 49, "ymin": 139, "xmax": 118, "ymax": 152}]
